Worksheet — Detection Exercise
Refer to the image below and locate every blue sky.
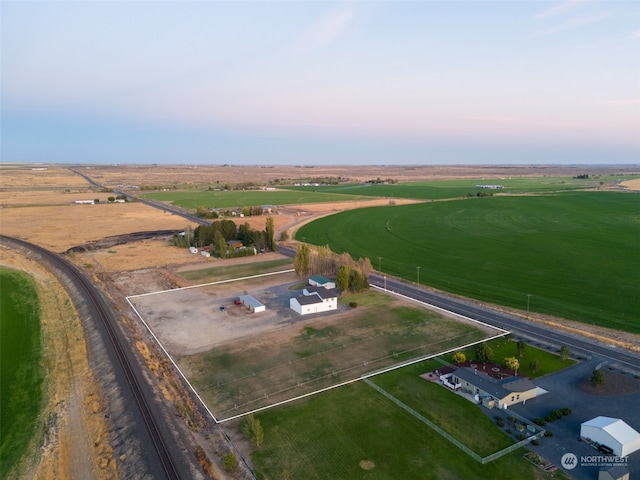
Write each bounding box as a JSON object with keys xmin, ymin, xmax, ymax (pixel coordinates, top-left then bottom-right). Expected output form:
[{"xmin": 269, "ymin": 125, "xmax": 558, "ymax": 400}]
[{"xmin": 2, "ymin": 1, "xmax": 639, "ymax": 165}]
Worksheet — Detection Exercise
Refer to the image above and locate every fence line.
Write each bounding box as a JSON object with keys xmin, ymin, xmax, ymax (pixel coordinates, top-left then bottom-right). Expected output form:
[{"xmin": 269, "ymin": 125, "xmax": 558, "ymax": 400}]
[{"xmin": 363, "ymin": 377, "xmax": 544, "ymax": 464}]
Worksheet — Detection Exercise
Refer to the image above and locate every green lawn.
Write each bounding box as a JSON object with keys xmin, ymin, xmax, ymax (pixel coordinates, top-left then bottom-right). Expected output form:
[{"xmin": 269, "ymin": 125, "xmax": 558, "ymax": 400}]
[
  {"xmin": 0, "ymin": 267, "xmax": 44, "ymax": 479},
  {"xmin": 140, "ymin": 189, "xmax": 370, "ymax": 209},
  {"xmin": 244, "ymin": 377, "xmax": 548, "ymax": 480},
  {"xmin": 444, "ymin": 338, "xmax": 576, "ymax": 378},
  {"xmin": 296, "ymin": 192, "xmax": 640, "ymax": 333}
]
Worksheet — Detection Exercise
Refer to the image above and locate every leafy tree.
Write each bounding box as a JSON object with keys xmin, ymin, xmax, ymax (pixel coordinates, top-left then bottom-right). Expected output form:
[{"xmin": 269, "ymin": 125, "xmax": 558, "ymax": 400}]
[
  {"xmin": 220, "ymin": 219, "xmax": 237, "ymax": 241},
  {"xmin": 279, "ymin": 231, "xmax": 289, "ymax": 241},
  {"xmin": 242, "ymin": 414, "xmax": 264, "ymax": 447},
  {"xmin": 452, "ymin": 351, "xmax": 466, "ymax": 364},
  {"xmin": 560, "ymin": 344, "xmax": 571, "ymax": 361},
  {"xmin": 590, "ymin": 369, "xmax": 605, "ymax": 387},
  {"xmin": 529, "ymin": 359, "xmax": 540, "ymax": 373},
  {"xmin": 517, "ymin": 340, "xmax": 527, "ymax": 358},
  {"xmin": 349, "ymin": 268, "xmax": 369, "ymax": 293},
  {"xmin": 336, "ymin": 265, "xmax": 351, "ymax": 291},
  {"xmin": 216, "ymin": 232, "xmax": 228, "ymax": 258},
  {"xmin": 237, "ymin": 222, "xmax": 256, "ymax": 246},
  {"xmin": 475, "ymin": 342, "xmax": 494, "ymax": 364},
  {"xmin": 504, "ymin": 356, "xmax": 519, "ymax": 375},
  {"xmin": 294, "ymin": 243, "xmax": 311, "ymax": 279},
  {"xmin": 94, "ymin": 198, "xmax": 100, "ymax": 204},
  {"xmin": 107, "ymin": 196, "xmax": 115, "ymax": 202},
  {"xmin": 266, "ymin": 216, "xmax": 277, "ymax": 252}
]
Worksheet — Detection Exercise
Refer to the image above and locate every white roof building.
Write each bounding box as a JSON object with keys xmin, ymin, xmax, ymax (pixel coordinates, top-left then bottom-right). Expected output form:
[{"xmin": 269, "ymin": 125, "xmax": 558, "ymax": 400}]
[{"xmin": 580, "ymin": 417, "xmax": 640, "ymax": 457}]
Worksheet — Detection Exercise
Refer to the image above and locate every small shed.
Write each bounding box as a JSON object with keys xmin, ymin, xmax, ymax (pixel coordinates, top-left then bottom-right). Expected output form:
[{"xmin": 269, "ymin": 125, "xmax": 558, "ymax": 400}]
[
  {"xmin": 581, "ymin": 417, "xmax": 640, "ymax": 457},
  {"xmin": 309, "ymin": 275, "xmax": 336, "ymax": 289},
  {"xmin": 238, "ymin": 295, "xmax": 265, "ymax": 313}
]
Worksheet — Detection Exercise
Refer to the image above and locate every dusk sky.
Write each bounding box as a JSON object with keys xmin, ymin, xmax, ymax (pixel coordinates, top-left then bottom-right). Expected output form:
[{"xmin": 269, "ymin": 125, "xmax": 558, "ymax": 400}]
[{"xmin": 2, "ymin": 1, "xmax": 639, "ymax": 165}]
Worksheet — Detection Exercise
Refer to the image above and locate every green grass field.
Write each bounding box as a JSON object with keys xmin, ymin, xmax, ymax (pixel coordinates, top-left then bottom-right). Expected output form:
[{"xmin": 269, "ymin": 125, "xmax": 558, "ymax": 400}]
[
  {"xmin": 0, "ymin": 267, "xmax": 44, "ymax": 479},
  {"xmin": 140, "ymin": 189, "xmax": 370, "ymax": 209},
  {"xmin": 443, "ymin": 338, "xmax": 576, "ymax": 378},
  {"xmin": 296, "ymin": 192, "xmax": 640, "ymax": 333},
  {"xmin": 244, "ymin": 369, "xmax": 552, "ymax": 479},
  {"xmin": 281, "ymin": 175, "xmax": 636, "ymax": 200}
]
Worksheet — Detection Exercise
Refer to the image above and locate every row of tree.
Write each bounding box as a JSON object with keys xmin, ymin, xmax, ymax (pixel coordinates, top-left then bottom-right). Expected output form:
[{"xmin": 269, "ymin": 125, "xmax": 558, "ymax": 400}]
[{"xmin": 293, "ymin": 243, "xmax": 371, "ymax": 293}]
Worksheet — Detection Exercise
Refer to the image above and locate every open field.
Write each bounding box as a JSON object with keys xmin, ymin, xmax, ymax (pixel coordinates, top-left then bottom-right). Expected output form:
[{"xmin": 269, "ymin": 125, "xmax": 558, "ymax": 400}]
[
  {"xmin": 0, "ymin": 267, "xmax": 43, "ymax": 479},
  {"xmin": 297, "ymin": 191, "xmax": 640, "ymax": 333},
  {"xmin": 53, "ymin": 163, "xmax": 640, "ymax": 189},
  {"xmin": 140, "ymin": 189, "xmax": 374, "ymax": 209},
  {"xmin": 243, "ymin": 372, "xmax": 558, "ymax": 480},
  {"xmin": 282, "ymin": 174, "xmax": 640, "ymax": 200},
  {"xmin": 129, "ymin": 282, "xmax": 500, "ymax": 419}
]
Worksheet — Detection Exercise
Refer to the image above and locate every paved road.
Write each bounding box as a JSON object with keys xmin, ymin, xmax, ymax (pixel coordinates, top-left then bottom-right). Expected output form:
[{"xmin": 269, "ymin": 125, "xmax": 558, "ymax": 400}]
[{"xmin": 278, "ymin": 245, "xmax": 640, "ymax": 372}]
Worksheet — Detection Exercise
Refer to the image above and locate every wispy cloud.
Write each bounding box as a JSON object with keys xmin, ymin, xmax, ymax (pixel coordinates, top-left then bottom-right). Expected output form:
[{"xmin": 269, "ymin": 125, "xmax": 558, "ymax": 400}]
[
  {"xmin": 288, "ymin": 5, "xmax": 357, "ymax": 54},
  {"xmin": 535, "ymin": 0, "xmax": 590, "ymax": 20},
  {"xmin": 536, "ymin": 9, "xmax": 614, "ymax": 36}
]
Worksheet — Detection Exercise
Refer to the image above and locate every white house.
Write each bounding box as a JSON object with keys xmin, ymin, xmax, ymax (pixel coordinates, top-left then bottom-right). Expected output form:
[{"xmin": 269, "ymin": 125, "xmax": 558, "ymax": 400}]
[
  {"xmin": 581, "ymin": 417, "xmax": 640, "ymax": 457},
  {"xmin": 290, "ymin": 286, "xmax": 340, "ymax": 315}
]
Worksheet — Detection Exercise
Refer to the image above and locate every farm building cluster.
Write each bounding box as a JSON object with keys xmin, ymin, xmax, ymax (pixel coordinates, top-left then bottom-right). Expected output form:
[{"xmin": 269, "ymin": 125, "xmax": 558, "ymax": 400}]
[{"xmin": 290, "ymin": 275, "xmax": 341, "ymax": 315}]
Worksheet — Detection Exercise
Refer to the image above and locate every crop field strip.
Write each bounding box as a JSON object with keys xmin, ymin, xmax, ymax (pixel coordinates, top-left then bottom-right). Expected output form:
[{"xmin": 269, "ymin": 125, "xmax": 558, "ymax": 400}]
[
  {"xmin": 296, "ymin": 191, "xmax": 640, "ymax": 332},
  {"xmin": 126, "ymin": 273, "xmax": 508, "ymax": 423}
]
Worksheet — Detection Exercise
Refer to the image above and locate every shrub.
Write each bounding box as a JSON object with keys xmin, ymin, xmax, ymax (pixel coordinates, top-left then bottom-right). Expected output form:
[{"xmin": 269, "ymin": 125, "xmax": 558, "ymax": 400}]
[
  {"xmin": 349, "ymin": 302, "xmax": 358, "ymax": 308},
  {"xmin": 531, "ymin": 439, "xmax": 539, "ymax": 446},
  {"xmin": 223, "ymin": 452, "xmax": 238, "ymax": 471},
  {"xmin": 590, "ymin": 369, "xmax": 606, "ymax": 387},
  {"xmin": 518, "ymin": 434, "xmax": 526, "ymax": 441},
  {"xmin": 544, "ymin": 431, "xmax": 553, "ymax": 437},
  {"xmin": 533, "ymin": 418, "xmax": 546, "ymax": 426},
  {"xmin": 560, "ymin": 408, "xmax": 572, "ymax": 416}
]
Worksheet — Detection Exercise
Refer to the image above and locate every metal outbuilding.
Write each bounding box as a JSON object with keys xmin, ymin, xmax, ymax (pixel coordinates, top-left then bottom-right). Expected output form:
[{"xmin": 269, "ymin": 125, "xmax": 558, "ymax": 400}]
[
  {"xmin": 581, "ymin": 417, "xmax": 640, "ymax": 457},
  {"xmin": 238, "ymin": 295, "xmax": 265, "ymax": 313}
]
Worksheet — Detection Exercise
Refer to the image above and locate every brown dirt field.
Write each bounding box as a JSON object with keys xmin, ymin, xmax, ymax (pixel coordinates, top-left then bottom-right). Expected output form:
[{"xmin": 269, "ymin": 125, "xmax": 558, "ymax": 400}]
[
  {"xmin": 0, "ymin": 191, "xmax": 113, "ymax": 206},
  {"xmin": 621, "ymin": 178, "xmax": 640, "ymax": 191},
  {"xmin": 0, "ymin": 165, "xmax": 90, "ymax": 189},
  {"xmin": 0, "ymin": 203, "xmax": 195, "ymax": 252},
  {"xmin": 67, "ymin": 164, "xmax": 640, "ymax": 188},
  {"xmin": 0, "ymin": 246, "xmax": 115, "ymax": 480}
]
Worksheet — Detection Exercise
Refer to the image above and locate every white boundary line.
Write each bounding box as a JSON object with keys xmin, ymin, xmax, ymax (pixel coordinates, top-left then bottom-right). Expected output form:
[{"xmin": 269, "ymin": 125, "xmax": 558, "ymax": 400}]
[
  {"xmin": 126, "ymin": 272, "xmax": 510, "ymax": 425},
  {"xmin": 127, "ymin": 269, "xmax": 295, "ymax": 299}
]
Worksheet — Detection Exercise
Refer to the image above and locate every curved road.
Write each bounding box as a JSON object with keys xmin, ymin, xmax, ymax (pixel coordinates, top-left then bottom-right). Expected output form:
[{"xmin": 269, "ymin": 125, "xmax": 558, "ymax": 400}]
[
  {"xmin": 1, "ymin": 235, "xmax": 188, "ymax": 480},
  {"xmin": 279, "ymin": 246, "xmax": 640, "ymax": 371}
]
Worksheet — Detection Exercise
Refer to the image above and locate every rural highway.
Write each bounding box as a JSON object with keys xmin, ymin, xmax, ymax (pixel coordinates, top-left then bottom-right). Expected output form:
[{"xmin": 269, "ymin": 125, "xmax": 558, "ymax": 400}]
[{"xmin": 278, "ymin": 245, "xmax": 640, "ymax": 372}]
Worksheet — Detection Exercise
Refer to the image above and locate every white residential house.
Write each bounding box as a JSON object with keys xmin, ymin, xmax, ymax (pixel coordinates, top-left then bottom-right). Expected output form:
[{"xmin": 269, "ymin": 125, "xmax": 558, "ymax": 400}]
[{"xmin": 290, "ymin": 285, "xmax": 340, "ymax": 315}]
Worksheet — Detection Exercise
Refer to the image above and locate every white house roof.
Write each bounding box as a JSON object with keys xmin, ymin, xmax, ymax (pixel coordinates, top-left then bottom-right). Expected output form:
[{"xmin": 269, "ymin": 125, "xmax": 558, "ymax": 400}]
[{"xmin": 582, "ymin": 417, "xmax": 640, "ymax": 445}]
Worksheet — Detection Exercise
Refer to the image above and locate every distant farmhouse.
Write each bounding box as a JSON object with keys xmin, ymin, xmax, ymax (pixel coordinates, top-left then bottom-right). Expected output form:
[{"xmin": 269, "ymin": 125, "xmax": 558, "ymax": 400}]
[
  {"xmin": 441, "ymin": 367, "xmax": 543, "ymax": 409},
  {"xmin": 290, "ymin": 278, "xmax": 340, "ymax": 315}
]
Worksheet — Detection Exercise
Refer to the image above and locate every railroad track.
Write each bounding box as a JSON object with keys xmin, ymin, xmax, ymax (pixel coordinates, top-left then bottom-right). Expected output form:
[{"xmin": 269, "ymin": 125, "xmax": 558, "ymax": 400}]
[{"xmin": 1, "ymin": 235, "xmax": 182, "ymax": 480}]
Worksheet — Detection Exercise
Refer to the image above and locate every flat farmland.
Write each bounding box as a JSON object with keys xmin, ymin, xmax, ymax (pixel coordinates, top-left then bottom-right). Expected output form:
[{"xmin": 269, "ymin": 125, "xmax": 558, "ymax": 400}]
[
  {"xmin": 296, "ymin": 191, "xmax": 640, "ymax": 333},
  {"xmin": 140, "ymin": 189, "xmax": 372, "ymax": 209},
  {"xmin": 282, "ymin": 175, "xmax": 624, "ymax": 200},
  {"xmin": 129, "ymin": 283, "xmax": 500, "ymax": 420}
]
